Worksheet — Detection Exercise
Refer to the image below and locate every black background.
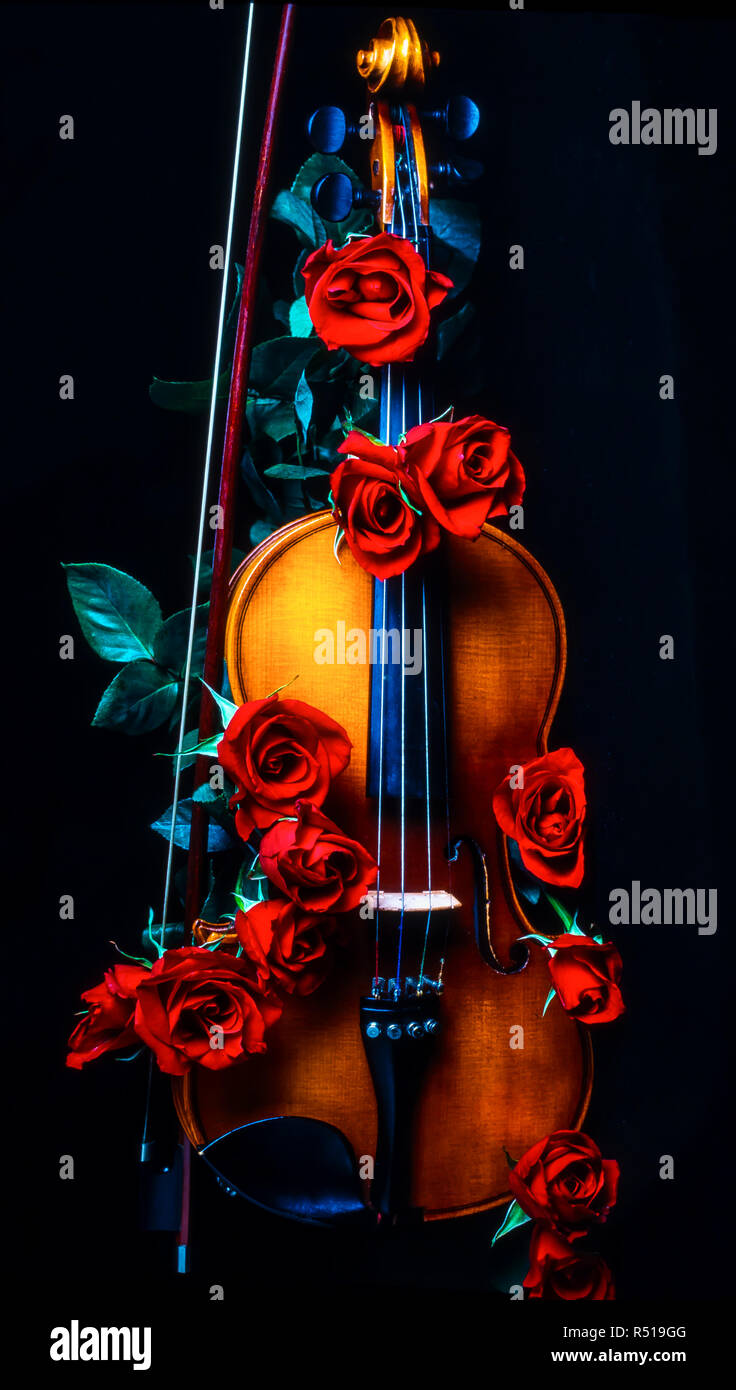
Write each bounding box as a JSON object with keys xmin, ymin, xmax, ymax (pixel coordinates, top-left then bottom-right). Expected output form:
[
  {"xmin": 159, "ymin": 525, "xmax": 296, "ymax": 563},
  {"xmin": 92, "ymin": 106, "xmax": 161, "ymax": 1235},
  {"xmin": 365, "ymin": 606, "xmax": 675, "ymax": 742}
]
[{"xmin": 4, "ymin": 0, "xmax": 734, "ymax": 1365}]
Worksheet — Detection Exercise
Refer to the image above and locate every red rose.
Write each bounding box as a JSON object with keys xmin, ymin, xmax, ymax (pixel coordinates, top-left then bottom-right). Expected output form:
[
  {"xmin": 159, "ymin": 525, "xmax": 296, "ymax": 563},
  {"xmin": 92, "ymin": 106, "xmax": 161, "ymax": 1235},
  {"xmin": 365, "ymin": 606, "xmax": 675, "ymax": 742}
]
[
  {"xmin": 509, "ymin": 1130, "xmax": 619, "ymax": 1237},
  {"xmin": 66, "ymin": 963, "xmax": 147, "ymax": 1069},
  {"xmin": 331, "ymin": 431, "xmax": 440, "ymax": 579},
  {"xmin": 401, "ymin": 415, "xmax": 526, "ymax": 538},
  {"xmin": 547, "ymin": 935, "xmax": 625, "ymax": 1024},
  {"xmin": 218, "ymin": 695, "xmax": 351, "ymax": 840},
  {"xmin": 133, "ymin": 947, "xmax": 282, "ymax": 1076},
  {"xmin": 235, "ymin": 898, "xmax": 336, "ymax": 996},
  {"xmin": 302, "ymin": 232, "xmax": 452, "ymax": 366},
  {"xmin": 259, "ymin": 801, "xmax": 377, "ymax": 914},
  {"xmin": 492, "ymin": 747, "xmax": 586, "ymax": 888},
  {"xmin": 524, "ymin": 1226, "xmax": 615, "ymax": 1300}
]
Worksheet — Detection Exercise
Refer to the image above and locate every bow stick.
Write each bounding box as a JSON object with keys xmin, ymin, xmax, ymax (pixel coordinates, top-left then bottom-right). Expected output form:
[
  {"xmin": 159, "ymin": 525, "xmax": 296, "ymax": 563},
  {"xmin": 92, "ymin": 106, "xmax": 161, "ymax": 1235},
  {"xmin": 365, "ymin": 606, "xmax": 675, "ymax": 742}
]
[
  {"xmin": 185, "ymin": 4, "xmax": 296, "ymax": 928},
  {"xmin": 179, "ymin": 2, "xmax": 295, "ymax": 1274},
  {"xmin": 142, "ymin": 4, "xmax": 295, "ymax": 1273}
]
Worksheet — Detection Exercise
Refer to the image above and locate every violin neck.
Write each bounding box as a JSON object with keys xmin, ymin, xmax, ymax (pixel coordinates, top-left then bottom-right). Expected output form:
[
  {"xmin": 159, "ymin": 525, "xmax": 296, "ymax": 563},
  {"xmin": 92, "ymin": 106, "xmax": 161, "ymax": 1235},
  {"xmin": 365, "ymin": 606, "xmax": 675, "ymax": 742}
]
[
  {"xmin": 366, "ymin": 364, "xmax": 448, "ymax": 802},
  {"xmin": 380, "ymin": 361, "xmax": 431, "ymax": 446}
]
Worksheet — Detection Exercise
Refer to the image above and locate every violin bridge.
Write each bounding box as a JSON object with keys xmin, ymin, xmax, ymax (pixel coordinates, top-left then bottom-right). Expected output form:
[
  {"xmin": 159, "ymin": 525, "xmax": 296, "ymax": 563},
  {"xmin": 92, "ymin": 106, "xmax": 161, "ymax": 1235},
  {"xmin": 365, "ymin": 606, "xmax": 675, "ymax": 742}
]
[{"xmin": 365, "ymin": 890, "xmax": 461, "ymax": 913}]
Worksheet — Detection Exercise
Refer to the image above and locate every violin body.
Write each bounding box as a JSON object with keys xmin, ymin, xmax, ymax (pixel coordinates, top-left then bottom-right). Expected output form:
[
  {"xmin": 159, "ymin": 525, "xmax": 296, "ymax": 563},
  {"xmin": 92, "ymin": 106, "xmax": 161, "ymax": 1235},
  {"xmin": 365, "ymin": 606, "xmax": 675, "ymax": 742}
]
[{"xmin": 175, "ymin": 514, "xmax": 592, "ymax": 1218}]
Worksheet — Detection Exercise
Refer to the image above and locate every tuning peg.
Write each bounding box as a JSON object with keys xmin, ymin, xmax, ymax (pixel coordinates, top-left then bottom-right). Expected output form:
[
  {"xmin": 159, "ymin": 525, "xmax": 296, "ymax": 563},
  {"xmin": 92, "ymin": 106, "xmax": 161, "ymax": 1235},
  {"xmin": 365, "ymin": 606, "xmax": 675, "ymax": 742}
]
[
  {"xmin": 430, "ymin": 155, "xmax": 484, "ymax": 187},
  {"xmin": 422, "ymin": 96, "xmax": 480, "ymax": 141},
  {"xmin": 310, "ymin": 173, "xmax": 380, "ymax": 223},
  {"xmin": 307, "ymin": 106, "xmax": 354, "ymax": 154}
]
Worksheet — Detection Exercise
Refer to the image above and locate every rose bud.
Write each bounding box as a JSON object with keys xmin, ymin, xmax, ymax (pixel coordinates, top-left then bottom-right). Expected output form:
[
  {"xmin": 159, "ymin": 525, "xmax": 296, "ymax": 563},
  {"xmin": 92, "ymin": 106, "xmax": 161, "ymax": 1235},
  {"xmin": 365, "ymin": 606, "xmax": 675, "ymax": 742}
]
[
  {"xmin": 547, "ymin": 935, "xmax": 625, "ymax": 1024},
  {"xmin": 509, "ymin": 1129, "xmax": 620, "ymax": 1237}
]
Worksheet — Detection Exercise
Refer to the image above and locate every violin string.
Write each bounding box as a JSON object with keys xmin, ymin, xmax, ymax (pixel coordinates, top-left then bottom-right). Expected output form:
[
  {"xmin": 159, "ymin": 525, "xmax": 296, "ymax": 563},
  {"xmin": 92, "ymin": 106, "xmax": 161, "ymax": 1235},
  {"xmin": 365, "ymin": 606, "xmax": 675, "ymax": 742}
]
[
  {"xmin": 409, "ymin": 105, "xmax": 454, "ymax": 979},
  {"xmin": 438, "ymin": 616, "xmax": 454, "ymax": 979},
  {"xmin": 396, "ymin": 564, "xmax": 406, "ymax": 997},
  {"xmin": 394, "ymin": 133, "xmax": 409, "ymax": 997},
  {"xmin": 373, "ymin": 571, "xmax": 387, "ymax": 992},
  {"xmin": 374, "ymin": 293, "xmax": 393, "ymax": 989},
  {"xmin": 400, "ymin": 107, "xmax": 434, "ymax": 991},
  {"xmin": 159, "ymin": 3, "xmax": 255, "ymax": 940},
  {"xmin": 417, "ymin": 583, "xmax": 433, "ymax": 989}
]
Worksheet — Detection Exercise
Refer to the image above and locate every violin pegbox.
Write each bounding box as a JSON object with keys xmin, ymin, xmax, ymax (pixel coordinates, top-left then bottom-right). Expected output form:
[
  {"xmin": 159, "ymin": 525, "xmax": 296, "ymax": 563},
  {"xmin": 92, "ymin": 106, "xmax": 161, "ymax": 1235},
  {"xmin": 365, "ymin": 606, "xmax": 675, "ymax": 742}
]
[
  {"xmin": 307, "ymin": 18, "xmax": 480, "ymax": 234},
  {"xmin": 306, "ymin": 15, "xmax": 437, "ymax": 235}
]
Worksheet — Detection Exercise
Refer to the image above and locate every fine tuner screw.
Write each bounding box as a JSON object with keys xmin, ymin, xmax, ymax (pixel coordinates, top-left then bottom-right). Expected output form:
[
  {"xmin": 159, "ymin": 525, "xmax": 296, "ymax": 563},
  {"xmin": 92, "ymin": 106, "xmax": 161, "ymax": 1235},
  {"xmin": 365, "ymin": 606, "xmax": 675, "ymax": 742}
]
[{"xmin": 364, "ymin": 1020, "xmax": 438, "ymax": 1040}]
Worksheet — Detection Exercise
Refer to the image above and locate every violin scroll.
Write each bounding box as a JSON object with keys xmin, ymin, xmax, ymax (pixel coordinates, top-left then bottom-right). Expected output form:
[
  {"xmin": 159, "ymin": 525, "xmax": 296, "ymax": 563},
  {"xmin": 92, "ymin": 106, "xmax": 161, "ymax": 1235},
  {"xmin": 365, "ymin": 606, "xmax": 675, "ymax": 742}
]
[{"xmin": 357, "ymin": 16, "xmax": 439, "ymax": 95}]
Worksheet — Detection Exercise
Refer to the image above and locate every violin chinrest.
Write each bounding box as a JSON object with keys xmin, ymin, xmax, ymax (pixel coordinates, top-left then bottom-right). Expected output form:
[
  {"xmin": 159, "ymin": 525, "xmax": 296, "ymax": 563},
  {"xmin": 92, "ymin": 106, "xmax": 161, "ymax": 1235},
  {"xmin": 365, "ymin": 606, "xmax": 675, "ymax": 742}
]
[{"xmin": 200, "ymin": 1116, "xmax": 374, "ymax": 1227}]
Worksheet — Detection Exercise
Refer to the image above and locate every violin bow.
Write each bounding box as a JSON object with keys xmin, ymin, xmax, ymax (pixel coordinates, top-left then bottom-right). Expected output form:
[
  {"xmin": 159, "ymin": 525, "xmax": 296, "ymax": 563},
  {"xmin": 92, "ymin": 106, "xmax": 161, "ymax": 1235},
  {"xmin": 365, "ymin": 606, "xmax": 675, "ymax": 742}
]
[
  {"xmin": 144, "ymin": 2, "xmax": 296, "ymax": 1272},
  {"xmin": 187, "ymin": 2, "xmax": 295, "ymax": 926}
]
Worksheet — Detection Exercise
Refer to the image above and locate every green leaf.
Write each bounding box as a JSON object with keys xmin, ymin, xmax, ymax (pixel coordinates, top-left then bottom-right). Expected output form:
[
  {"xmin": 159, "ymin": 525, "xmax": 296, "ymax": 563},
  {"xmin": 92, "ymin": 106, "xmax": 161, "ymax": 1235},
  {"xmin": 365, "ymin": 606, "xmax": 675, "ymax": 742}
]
[
  {"xmin": 292, "ymin": 250, "xmax": 310, "ymax": 299},
  {"xmin": 233, "ymin": 891, "xmax": 259, "ymax": 914},
  {"xmin": 306, "ymin": 346, "xmax": 352, "ymax": 383},
  {"xmin": 290, "ymin": 154, "xmax": 372, "ymax": 245},
  {"xmin": 192, "ymin": 782, "xmax": 222, "ymax": 807},
  {"xmin": 288, "ymin": 296, "xmax": 313, "ymax": 338},
  {"xmin": 235, "ymin": 853, "xmax": 267, "ymax": 891},
  {"xmin": 247, "ymin": 394, "xmax": 297, "ymax": 442},
  {"xmin": 63, "ymin": 562, "xmax": 163, "ymax": 662},
  {"xmin": 264, "ymin": 464, "xmax": 328, "ymax": 480},
  {"xmin": 157, "ymin": 729, "xmax": 222, "ymax": 768},
  {"xmin": 491, "ymin": 1199, "xmax": 532, "ymax": 1247},
  {"xmin": 249, "ymin": 337, "xmax": 318, "ymax": 398},
  {"xmin": 199, "ymin": 857, "xmax": 237, "ymax": 924},
  {"xmin": 240, "ymin": 451, "xmax": 283, "ymax": 521},
  {"xmin": 545, "ymin": 893, "xmax": 574, "ymax": 932},
  {"xmin": 149, "ymin": 368, "xmax": 230, "ymax": 414},
  {"xmin": 437, "ymin": 302, "xmax": 476, "ymax": 360},
  {"xmin": 192, "ymin": 548, "xmax": 247, "ymax": 593},
  {"xmin": 430, "ymin": 198, "xmax": 481, "ymax": 297},
  {"xmin": 294, "ymin": 370, "xmax": 314, "ymax": 437},
  {"xmin": 542, "ymin": 986, "xmax": 558, "ymax": 1017},
  {"xmin": 221, "ymin": 262, "xmax": 244, "ymax": 362},
  {"xmin": 201, "ymin": 679, "xmax": 238, "ymax": 730},
  {"xmin": 92, "ymin": 661, "xmax": 179, "ymax": 734},
  {"xmin": 250, "ymin": 518, "xmax": 277, "ymax": 546},
  {"xmin": 271, "ymin": 190, "xmax": 326, "ymax": 249},
  {"xmin": 153, "ymin": 603, "xmax": 209, "ymax": 676},
  {"xmin": 151, "ymin": 798, "xmax": 235, "ymax": 852},
  {"xmin": 142, "ymin": 921, "xmax": 185, "ymax": 957}
]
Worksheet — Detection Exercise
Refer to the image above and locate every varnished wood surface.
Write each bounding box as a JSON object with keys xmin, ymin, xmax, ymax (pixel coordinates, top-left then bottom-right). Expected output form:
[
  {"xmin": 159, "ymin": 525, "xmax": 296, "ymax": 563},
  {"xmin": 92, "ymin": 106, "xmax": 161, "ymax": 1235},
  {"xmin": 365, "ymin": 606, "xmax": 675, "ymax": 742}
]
[{"xmin": 174, "ymin": 514, "xmax": 592, "ymax": 1218}]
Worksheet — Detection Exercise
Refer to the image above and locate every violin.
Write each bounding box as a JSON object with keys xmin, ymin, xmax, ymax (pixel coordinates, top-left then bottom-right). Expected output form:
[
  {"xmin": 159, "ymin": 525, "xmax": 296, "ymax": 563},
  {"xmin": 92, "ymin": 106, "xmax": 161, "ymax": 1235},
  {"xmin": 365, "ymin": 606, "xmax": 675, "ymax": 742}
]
[{"xmin": 172, "ymin": 11, "xmax": 592, "ymax": 1226}]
